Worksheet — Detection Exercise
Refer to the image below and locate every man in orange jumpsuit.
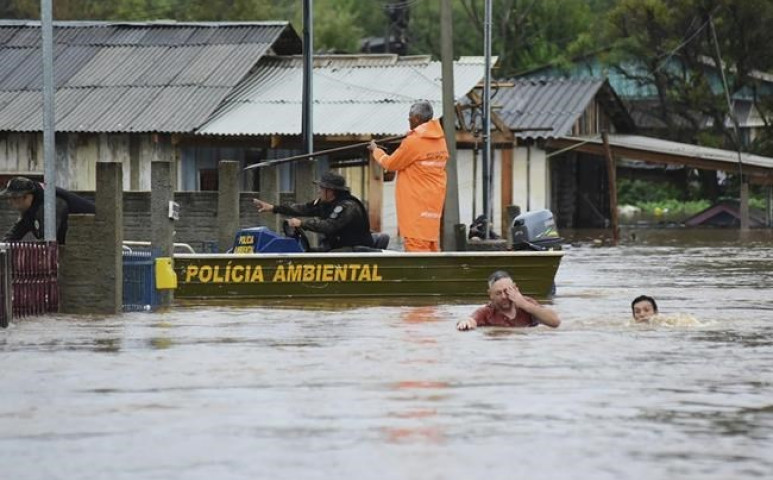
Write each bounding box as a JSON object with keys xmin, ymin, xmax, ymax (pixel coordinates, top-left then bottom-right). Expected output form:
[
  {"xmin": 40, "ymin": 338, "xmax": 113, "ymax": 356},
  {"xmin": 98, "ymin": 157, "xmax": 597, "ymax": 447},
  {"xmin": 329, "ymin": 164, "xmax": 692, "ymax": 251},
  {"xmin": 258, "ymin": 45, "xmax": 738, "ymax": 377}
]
[{"xmin": 367, "ymin": 101, "xmax": 448, "ymax": 252}]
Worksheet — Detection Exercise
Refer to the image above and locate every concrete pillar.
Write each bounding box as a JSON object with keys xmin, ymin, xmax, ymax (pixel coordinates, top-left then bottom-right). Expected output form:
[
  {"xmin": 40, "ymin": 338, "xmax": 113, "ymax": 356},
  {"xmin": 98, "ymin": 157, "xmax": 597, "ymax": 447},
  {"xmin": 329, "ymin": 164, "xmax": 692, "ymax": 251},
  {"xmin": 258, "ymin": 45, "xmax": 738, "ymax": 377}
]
[
  {"xmin": 96, "ymin": 162, "xmax": 124, "ymax": 312},
  {"xmin": 295, "ymin": 159, "xmax": 316, "ymax": 204},
  {"xmin": 60, "ymin": 215, "xmax": 97, "ymax": 314},
  {"xmin": 259, "ymin": 165, "xmax": 281, "ymax": 232},
  {"xmin": 61, "ymin": 162, "xmax": 123, "ymax": 314},
  {"xmin": 217, "ymin": 160, "xmax": 240, "ymax": 252},
  {"xmin": 151, "ymin": 161, "xmax": 174, "ymax": 306}
]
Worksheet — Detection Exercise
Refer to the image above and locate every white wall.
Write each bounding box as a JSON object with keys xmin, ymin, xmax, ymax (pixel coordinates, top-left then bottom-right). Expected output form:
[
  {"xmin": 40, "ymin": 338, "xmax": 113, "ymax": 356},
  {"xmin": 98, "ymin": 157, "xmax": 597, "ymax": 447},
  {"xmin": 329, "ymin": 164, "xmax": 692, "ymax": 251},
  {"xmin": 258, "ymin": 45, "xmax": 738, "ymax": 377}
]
[{"xmin": 513, "ymin": 145, "xmax": 550, "ymax": 213}]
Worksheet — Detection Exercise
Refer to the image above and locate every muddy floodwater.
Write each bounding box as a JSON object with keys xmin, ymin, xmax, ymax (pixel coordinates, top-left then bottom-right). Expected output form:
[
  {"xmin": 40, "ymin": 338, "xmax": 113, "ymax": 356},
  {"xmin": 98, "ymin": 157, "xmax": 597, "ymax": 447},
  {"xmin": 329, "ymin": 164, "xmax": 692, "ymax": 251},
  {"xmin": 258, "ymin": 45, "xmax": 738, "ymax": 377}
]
[{"xmin": 1, "ymin": 235, "xmax": 772, "ymax": 480}]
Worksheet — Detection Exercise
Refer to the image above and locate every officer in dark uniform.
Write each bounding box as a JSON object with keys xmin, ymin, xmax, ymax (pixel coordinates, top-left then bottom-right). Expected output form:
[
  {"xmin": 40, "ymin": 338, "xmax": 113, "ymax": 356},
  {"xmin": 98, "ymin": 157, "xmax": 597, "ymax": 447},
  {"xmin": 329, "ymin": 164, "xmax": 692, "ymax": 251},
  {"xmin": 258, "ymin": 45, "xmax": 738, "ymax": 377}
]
[
  {"xmin": 1, "ymin": 177, "xmax": 96, "ymax": 245},
  {"xmin": 252, "ymin": 171, "xmax": 374, "ymax": 251}
]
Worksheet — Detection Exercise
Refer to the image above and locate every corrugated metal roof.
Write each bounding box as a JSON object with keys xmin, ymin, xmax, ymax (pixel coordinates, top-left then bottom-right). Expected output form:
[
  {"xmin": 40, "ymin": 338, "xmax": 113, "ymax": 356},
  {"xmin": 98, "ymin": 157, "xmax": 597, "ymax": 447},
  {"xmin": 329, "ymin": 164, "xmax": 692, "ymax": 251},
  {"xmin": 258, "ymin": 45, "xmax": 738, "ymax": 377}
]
[
  {"xmin": 197, "ymin": 55, "xmax": 488, "ymax": 136},
  {"xmin": 494, "ymin": 78, "xmax": 606, "ymax": 139},
  {"xmin": 0, "ymin": 27, "xmax": 21, "ymax": 45},
  {"xmin": 0, "ymin": 91, "xmax": 41, "ymax": 130},
  {"xmin": 202, "ymin": 43, "xmax": 271, "ymax": 87},
  {"xmin": 566, "ymin": 134, "xmax": 773, "ymax": 171},
  {"xmin": 99, "ymin": 46, "xmax": 166, "ymax": 86},
  {"xmin": 5, "ymin": 27, "xmax": 40, "ymax": 47},
  {"xmin": 134, "ymin": 46, "xmax": 202, "ymax": 86},
  {"xmin": 0, "ymin": 20, "xmax": 300, "ymax": 133},
  {"xmin": 138, "ymin": 27, "xmax": 196, "ymax": 46}
]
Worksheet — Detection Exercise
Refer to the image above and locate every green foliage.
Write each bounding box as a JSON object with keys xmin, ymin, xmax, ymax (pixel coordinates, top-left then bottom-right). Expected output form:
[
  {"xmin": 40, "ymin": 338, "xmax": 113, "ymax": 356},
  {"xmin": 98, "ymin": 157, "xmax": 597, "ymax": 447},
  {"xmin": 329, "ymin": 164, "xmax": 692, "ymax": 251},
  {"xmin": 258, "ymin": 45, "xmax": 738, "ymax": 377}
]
[
  {"xmin": 617, "ymin": 178, "xmax": 685, "ymax": 205},
  {"xmin": 637, "ymin": 199, "xmax": 711, "ymax": 221}
]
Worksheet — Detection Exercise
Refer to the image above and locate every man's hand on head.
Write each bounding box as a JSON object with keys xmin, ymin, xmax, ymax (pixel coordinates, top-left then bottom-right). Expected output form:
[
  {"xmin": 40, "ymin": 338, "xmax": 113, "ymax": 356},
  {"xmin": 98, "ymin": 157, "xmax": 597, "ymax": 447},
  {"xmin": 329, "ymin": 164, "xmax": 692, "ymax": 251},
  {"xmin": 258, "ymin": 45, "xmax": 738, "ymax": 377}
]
[{"xmin": 506, "ymin": 285, "xmax": 529, "ymax": 308}]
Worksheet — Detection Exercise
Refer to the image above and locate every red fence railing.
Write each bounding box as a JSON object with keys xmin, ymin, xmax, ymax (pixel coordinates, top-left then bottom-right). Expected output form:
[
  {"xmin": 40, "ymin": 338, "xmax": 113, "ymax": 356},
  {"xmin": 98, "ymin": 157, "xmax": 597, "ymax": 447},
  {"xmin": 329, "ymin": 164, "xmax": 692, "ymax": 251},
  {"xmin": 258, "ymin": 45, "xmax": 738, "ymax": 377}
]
[{"xmin": 0, "ymin": 242, "xmax": 59, "ymax": 327}]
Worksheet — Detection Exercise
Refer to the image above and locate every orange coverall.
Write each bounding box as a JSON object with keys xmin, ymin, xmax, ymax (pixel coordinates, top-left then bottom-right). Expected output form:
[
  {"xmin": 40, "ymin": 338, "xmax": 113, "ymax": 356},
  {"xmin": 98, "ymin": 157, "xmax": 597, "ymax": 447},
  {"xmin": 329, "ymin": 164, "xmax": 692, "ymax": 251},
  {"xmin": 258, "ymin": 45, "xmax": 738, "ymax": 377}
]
[{"xmin": 371, "ymin": 119, "xmax": 448, "ymax": 252}]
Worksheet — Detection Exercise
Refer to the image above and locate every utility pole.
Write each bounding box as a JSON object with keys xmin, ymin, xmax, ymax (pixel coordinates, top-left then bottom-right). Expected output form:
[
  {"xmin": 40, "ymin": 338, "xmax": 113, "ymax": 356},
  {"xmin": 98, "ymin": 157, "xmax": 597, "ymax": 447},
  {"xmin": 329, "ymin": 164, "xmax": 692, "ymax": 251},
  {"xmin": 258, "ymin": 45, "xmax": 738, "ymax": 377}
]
[
  {"xmin": 298, "ymin": 0, "xmax": 316, "ymax": 202},
  {"xmin": 482, "ymin": 0, "xmax": 493, "ymax": 235},
  {"xmin": 440, "ymin": 0, "xmax": 460, "ymax": 250},
  {"xmin": 41, "ymin": 0, "xmax": 56, "ymax": 241}
]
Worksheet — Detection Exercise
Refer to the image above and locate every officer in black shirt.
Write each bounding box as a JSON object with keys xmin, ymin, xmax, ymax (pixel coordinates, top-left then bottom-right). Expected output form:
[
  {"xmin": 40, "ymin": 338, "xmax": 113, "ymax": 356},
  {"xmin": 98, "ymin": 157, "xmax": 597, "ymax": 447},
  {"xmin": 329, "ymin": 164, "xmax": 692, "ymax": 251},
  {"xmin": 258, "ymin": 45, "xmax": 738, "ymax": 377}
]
[
  {"xmin": 253, "ymin": 171, "xmax": 374, "ymax": 251},
  {"xmin": 1, "ymin": 177, "xmax": 96, "ymax": 245}
]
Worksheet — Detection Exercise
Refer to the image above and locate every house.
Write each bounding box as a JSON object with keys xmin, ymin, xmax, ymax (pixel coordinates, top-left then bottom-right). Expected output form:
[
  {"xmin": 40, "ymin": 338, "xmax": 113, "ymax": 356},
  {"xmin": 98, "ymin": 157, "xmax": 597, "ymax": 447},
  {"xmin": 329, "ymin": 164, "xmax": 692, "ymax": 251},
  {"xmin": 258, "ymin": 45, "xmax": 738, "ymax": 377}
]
[
  {"xmin": 0, "ymin": 20, "xmax": 302, "ymax": 190},
  {"xmin": 519, "ymin": 52, "xmax": 773, "ymax": 146},
  {"xmin": 190, "ymin": 53, "xmax": 492, "ymax": 238},
  {"xmin": 484, "ymin": 77, "xmax": 773, "ymax": 230}
]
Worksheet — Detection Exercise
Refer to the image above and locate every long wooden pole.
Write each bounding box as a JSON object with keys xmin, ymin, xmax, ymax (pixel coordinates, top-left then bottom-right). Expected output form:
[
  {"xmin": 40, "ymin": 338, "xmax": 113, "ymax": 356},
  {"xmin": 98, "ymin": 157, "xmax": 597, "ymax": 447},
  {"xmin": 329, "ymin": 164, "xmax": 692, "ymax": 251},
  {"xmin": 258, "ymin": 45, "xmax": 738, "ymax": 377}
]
[
  {"xmin": 602, "ymin": 131, "xmax": 620, "ymax": 245},
  {"xmin": 243, "ymin": 135, "xmax": 406, "ymax": 170}
]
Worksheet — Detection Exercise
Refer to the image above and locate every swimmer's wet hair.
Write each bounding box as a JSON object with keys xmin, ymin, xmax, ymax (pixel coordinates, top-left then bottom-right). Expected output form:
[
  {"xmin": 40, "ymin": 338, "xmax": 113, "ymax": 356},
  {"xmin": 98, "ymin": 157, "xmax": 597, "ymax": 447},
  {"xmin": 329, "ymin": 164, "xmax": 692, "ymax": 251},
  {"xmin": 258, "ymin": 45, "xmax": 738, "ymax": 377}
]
[
  {"xmin": 488, "ymin": 270, "xmax": 512, "ymax": 288},
  {"xmin": 631, "ymin": 295, "xmax": 658, "ymax": 314}
]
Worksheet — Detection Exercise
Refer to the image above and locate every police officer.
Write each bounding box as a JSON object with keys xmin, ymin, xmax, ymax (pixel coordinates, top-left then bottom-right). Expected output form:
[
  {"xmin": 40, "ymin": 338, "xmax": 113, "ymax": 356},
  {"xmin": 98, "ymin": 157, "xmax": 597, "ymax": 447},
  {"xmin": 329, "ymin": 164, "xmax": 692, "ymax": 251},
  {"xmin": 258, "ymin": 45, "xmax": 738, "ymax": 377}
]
[
  {"xmin": 1, "ymin": 177, "xmax": 96, "ymax": 245},
  {"xmin": 252, "ymin": 171, "xmax": 374, "ymax": 251}
]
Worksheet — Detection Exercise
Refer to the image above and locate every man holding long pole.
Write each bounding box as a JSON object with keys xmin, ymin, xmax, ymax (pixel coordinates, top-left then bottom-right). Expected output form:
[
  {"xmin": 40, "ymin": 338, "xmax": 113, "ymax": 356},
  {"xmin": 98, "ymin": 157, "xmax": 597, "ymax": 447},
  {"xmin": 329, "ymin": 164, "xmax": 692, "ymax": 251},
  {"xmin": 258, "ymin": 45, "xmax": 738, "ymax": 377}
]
[{"xmin": 367, "ymin": 101, "xmax": 448, "ymax": 252}]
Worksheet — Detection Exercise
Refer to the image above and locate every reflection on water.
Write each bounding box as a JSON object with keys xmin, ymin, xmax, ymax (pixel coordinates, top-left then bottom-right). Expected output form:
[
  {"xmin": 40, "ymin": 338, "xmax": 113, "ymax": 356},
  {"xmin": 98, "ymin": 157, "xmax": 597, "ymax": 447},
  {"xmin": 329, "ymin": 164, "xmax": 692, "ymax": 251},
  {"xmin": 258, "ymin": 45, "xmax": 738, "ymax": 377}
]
[{"xmin": 0, "ymin": 241, "xmax": 772, "ymax": 479}]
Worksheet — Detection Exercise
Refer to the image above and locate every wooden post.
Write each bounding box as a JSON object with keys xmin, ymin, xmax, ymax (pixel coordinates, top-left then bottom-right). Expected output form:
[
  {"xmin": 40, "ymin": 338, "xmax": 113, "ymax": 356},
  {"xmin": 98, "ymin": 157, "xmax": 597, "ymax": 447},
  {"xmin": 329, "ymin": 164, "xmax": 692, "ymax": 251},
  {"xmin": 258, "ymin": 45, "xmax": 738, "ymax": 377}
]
[
  {"xmin": 740, "ymin": 179, "xmax": 750, "ymax": 231},
  {"xmin": 500, "ymin": 147, "xmax": 513, "ymax": 237},
  {"xmin": 602, "ymin": 132, "xmax": 619, "ymax": 245},
  {"xmin": 441, "ymin": 0, "xmax": 461, "ymax": 251},
  {"xmin": 368, "ymin": 153, "xmax": 384, "ymax": 232}
]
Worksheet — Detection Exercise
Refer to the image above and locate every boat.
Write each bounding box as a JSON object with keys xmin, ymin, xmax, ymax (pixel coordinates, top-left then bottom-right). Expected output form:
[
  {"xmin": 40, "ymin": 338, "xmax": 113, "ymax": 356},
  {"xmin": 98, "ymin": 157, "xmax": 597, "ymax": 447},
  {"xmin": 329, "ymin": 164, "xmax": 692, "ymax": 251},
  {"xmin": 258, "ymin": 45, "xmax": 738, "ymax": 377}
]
[
  {"xmin": 171, "ymin": 210, "xmax": 564, "ymax": 302},
  {"xmin": 173, "ymin": 250, "xmax": 563, "ymax": 301}
]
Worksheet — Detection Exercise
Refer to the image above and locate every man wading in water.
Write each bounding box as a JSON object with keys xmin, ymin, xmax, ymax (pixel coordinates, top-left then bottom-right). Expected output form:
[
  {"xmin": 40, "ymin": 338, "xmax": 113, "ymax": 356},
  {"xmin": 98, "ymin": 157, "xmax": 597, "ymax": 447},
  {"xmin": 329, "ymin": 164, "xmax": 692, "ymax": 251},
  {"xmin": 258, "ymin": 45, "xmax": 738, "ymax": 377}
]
[{"xmin": 457, "ymin": 270, "xmax": 561, "ymax": 331}]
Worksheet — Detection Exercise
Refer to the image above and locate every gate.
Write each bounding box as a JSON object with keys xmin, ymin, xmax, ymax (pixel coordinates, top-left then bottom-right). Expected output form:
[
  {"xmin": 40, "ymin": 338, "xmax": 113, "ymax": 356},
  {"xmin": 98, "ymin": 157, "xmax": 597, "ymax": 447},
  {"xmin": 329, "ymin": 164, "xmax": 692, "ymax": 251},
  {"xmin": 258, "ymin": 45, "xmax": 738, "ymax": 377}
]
[{"xmin": 0, "ymin": 242, "xmax": 59, "ymax": 328}]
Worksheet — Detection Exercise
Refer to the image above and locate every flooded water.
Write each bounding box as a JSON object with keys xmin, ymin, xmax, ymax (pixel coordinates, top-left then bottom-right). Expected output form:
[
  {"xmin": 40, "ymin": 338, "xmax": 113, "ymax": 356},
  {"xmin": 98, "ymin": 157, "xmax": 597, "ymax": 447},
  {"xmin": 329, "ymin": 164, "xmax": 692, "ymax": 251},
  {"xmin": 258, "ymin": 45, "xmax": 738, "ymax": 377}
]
[{"xmin": 2, "ymin": 239, "xmax": 772, "ymax": 479}]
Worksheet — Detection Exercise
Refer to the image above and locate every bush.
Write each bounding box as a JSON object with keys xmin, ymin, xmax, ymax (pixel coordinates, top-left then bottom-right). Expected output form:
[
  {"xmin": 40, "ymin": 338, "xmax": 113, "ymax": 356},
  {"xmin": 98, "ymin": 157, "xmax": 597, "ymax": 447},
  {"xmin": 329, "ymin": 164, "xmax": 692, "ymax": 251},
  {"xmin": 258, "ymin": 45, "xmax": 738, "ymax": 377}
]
[{"xmin": 617, "ymin": 178, "xmax": 684, "ymax": 205}]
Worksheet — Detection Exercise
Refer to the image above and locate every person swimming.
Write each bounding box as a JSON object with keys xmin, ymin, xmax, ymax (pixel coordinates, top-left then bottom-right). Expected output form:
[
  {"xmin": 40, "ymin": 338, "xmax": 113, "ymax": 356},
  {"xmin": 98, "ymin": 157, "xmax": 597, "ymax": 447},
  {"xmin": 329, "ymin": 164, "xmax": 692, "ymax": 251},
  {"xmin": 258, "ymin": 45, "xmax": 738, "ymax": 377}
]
[{"xmin": 631, "ymin": 295, "xmax": 658, "ymax": 323}]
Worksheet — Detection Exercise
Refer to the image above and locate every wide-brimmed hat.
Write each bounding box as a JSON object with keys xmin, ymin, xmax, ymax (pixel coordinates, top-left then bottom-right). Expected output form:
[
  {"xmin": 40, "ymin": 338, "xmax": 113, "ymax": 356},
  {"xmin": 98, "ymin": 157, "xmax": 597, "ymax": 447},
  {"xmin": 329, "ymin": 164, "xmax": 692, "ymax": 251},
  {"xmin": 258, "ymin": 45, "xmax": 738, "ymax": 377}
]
[
  {"xmin": 0, "ymin": 177, "xmax": 36, "ymax": 198},
  {"xmin": 314, "ymin": 171, "xmax": 349, "ymax": 192}
]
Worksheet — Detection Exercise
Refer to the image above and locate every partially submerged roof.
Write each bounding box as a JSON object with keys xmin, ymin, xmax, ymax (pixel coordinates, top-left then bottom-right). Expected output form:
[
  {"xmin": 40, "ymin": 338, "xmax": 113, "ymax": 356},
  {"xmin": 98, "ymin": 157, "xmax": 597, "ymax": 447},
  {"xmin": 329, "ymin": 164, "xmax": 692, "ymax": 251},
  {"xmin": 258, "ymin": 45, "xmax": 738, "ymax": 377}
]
[
  {"xmin": 197, "ymin": 55, "xmax": 489, "ymax": 137},
  {"xmin": 684, "ymin": 200, "xmax": 767, "ymax": 228},
  {"xmin": 0, "ymin": 20, "xmax": 301, "ymax": 133},
  {"xmin": 492, "ymin": 77, "xmax": 635, "ymax": 139}
]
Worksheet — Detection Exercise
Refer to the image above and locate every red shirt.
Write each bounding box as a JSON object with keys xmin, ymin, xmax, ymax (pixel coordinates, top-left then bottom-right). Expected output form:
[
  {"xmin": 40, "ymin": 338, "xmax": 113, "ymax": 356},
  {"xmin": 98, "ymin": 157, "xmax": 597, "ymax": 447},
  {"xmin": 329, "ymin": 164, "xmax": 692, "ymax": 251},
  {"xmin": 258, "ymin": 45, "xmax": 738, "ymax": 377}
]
[{"xmin": 470, "ymin": 297, "xmax": 540, "ymax": 328}]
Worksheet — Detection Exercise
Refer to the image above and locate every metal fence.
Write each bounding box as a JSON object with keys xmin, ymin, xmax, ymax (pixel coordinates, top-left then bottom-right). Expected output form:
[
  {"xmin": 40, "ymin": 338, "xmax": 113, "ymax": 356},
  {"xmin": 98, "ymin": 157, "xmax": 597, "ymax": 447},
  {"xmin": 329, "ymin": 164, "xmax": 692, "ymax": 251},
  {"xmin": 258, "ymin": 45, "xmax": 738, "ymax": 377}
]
[
  {"xmin": 0, "ymin": 242, "xmax": 59, "ymax": 328},
  {"xmin": 122, "ymin": 248, "xmax": 159, "ymax": 312}
]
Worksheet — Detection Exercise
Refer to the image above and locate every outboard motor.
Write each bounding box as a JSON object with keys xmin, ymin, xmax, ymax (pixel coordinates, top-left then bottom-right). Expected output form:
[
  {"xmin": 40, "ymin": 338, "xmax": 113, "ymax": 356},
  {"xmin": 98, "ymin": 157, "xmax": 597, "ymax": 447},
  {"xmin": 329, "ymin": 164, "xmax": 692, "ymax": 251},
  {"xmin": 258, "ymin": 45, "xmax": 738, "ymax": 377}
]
[
  {"xmin": 231, "ymin": 227, "xmax": 304, "ymax": 254},
  {"xmin": 511, "ymin": 209, "xmax": 563, "ymax": 251}
]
